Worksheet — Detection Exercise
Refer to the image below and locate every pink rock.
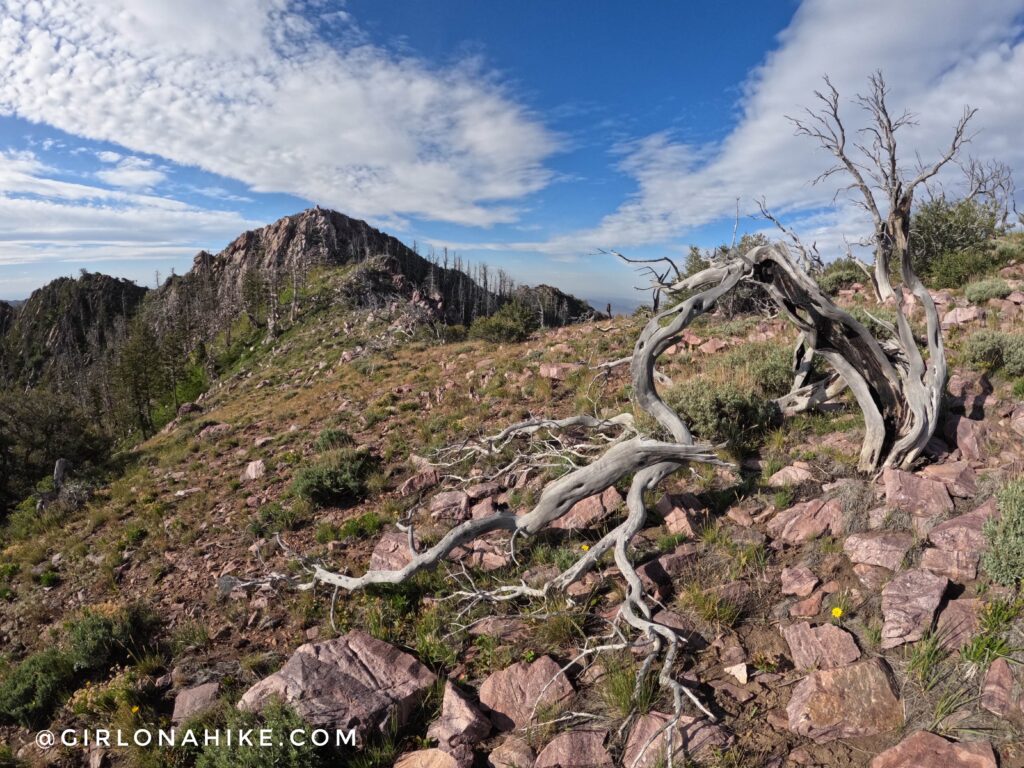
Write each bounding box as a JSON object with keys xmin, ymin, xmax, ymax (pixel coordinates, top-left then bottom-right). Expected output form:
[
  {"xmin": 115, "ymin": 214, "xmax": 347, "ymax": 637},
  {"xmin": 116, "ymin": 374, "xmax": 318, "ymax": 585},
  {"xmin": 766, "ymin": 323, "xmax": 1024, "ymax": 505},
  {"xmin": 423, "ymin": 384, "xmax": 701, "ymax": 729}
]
[
  {"xmin": 467, "ymin": 617, "xmax": 529, "ymax": 643},
  {"xmin": 935, "ymin": 598, "xmax": 983, "ymax": 651},
  {"xmin": 843, "ymin": 531, "xmax": 913, "ymax": 571},
  {"xmin": 637, "ymin": 544, "xmax": 698, "ymax": 600},
  {"xmin": 767, "ymin": 462, "xmax": 814, "ymax": 488},
  {"xmin": 370, "ymin": 529, "xmax": 417, "ymax": 571},
  {"xmin": 237, "ymin": 631, "xmax": 437, "ymax": 740},
  {"xmin": 1008, "ymin": 290, "xmax": 1024, "ymax": 305},
  {"xmin": 781, "ymin": 622, "xmax": 861, "ymax": 670},
  {"xmin": 941, "ymin": 306, "xmax": 984, "ymax": 329},
  {"xmin": 981, "ymin": 658, "xmax": 1016, "ymax": 717},
  {"xmin": 623, "ymin": 712, "xmax": 732, "ymax": 768},
  {"xmin": 699, "ymin": 338, "xmax": 729, "ymax": 354},
  {"xmin": 919, "ymin": 461, "xmax": 978, "ymax": 498},
  {"xmin": 478, "ymin": 656, "xmax": 574, "ymax": 731},
  {"xmin": 954, "ymin": 417, "xmax": 987, "ymax": 462},
  {"xmin": 655, "ymin": 492, "xmax": 705, "ymax": 537},
  {"xmin": 882, "ymin": 468, "xmax": 953, "ymax": 534},
  {"xmin": 551, "ymin": 486, "xmax": 623, "ymax": 530},
  {"xmin": 781, "ymin": 566, "xmax": 818, "ymax": 597},
  {"xmin": 450, "ymin": 534, "xmax": 510, "ymax": 572},
  {"xmin": 172, "ymin": 681, "xmax": 220, "ymax": 724},
  {"xmin": 426, "ymin": 682, "xmax": 491, "ymax": 759},
  {"xmin": 430, "ymin": 491, "xmax": 471, "ymax": 521},
  {"xmin": 486, "ymin": 736, "xmax": 534, "ymax": 768},
  {"xmin": 539, "ymin": 362, "xmax": 581, "ymax": 380},
  {"xmin": 853, "ymin": 563, "xmax": 893, "ymax": 591},
  {"xmin": 394, "ymin": 749, "xmax": 459, "ymax": 768},
  {"xmin": 534, "ymin": 729, "xmax": 613, "ymax": 768},
  {"xmin": 928, "ymin": 498, "xmax": 999, "ymax": 552},
  {"xmin": 399, "ymin": 468, "xmax": 440, "ymax": 497},
  {"xmin": 767, "ymin": 499, "xmax": 843, "ymax": 545},
  {"xmin": 786, "ymin": 658, "xmax": 903, "ymax": 743},
  {"xmin": 790, "ymin": 590, "xmax": 824, "ymax": 619},
  {"xmin": 466, "ymin": 482, "xmax": 500, "ymax": 500},
  {"xmin": 920, "ymin": 548, "xmax": 979, "ymax": 582},
  {"xmin": 470, "ymin": 497, "xmax": 497, "ymax": 519},
  {"xmin": 880, "ymin": 569, "xmax": 948, "ymax": 649},
  {"xmin": 870, "ymin": 730, "xmax": 996, "ymax": 768}
]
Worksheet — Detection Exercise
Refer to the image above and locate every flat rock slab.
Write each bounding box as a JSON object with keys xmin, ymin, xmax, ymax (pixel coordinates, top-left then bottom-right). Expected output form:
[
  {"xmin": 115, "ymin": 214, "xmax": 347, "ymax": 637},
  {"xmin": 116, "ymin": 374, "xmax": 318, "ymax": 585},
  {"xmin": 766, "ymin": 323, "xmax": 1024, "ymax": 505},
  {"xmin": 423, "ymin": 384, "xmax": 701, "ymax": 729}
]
[
  {"xmin": 781, "ymin": 622, "xmax": 861, "ymax": 670},
  {"xmin": 767, "ymin": 499, "xmax": 843, "ymax": 545},
  {"xmin": 486, "ymin": 736, "xmax": 534, "ymax": 768},
  {"xmin": 781, "ymin": 566, "xmax": 818, "ymax": 597},
  {"xmin": 844, "ymin": 531, "xmax": 914, "ymax": 571},
  {"xmin": 172, "ymin": 681, "xmax": 220, "ymax": 724},
  {"xmin": 880, "ymin": 569, "xmax": 948, "ymax": 649},
  {"xmin": 787, "ymin": 658, "xmax": 903, "ymax": 743},
  {"xmin": 882, "ymin": 468, "xmax": 953, "ymax": 534},
  {"xmin": 550, "ymin": 486, "xmax": 623, "ymax": 531},
  {"xmin": 534, "ymin": 729, "xmax": 613, "ymax": 768},
  {"xmin": 928, "ymin": 499, "xmax": 999, "ymax": 553},
  {"xmin": 920, "ymin": 547, "xmax": 979, "ymax": 583},
  {"xmin": 870, "ymin": 730, "xmax": 996, "ymax": 768},
  {"xmin": 478, "ymin": 656, "xmax": 574, "ymax": 731},
  {"xmin": 623, "ymin": 712, "xmax": 732, "ymax": 768},
  {"xmin": 369, "ymin": 528, "xmax": 417, "ymax": 571},
  {"xmin": 981, "ymin": 658, "xmax": 1016, "ymax": 717},
  {"xmin": 767, "ymin": 462, "xmax": 814, "ymax": 488},
  {"xmin": 935, "ymin": 598, "xmax": 984, "ymax": 651},
  {"xmin": 237, "ymin": 630, "xmax": 436, "ymax": 739},
  {"xmin": 919, "ymin": 461, "xmax": 978, "ymax": 498}
]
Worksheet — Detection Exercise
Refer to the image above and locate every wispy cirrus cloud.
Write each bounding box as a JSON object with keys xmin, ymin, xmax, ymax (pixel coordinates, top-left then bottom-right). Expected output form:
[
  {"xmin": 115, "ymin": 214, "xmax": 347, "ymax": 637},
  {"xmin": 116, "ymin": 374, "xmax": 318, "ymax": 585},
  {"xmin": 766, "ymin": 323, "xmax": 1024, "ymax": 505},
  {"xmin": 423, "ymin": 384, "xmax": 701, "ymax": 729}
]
[{"xmin": 0, "ymin": 0, "xmax": 559, "ymax": 227}]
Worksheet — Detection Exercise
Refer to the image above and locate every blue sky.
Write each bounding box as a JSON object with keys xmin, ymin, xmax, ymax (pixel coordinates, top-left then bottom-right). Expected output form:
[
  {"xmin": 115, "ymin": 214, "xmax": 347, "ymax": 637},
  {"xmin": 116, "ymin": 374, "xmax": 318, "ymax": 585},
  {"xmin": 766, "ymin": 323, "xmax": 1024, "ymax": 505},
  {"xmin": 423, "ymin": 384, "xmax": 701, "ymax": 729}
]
[{"xmin": 1, "ymin": 1, "xmax": 1022, "ymax": 307}]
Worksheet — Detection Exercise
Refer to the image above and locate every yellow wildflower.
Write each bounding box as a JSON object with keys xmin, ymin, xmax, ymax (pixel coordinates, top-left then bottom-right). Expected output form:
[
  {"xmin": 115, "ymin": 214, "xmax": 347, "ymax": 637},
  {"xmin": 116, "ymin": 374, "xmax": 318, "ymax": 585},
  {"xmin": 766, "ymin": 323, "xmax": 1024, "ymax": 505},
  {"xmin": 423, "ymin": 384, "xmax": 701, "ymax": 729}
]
[
  {"xmin": 580, "ymin": 544, "xmax": 590, "ymax": 551},
  {"xmin": 131, "ymin": 705, "xmax": 140, "ymax": 714},
  {"xmin": 831, "ymin": 606, "xmax": 844, "ymax": 619}
]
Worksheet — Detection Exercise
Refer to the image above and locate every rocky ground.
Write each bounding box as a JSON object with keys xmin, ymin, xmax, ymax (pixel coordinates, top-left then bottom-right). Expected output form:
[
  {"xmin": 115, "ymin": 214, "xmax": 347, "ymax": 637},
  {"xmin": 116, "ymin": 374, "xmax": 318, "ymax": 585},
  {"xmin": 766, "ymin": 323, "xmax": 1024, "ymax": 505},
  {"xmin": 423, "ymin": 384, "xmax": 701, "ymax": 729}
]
[{"xmin": 2, "ymin": 263, "xmax": 1024, "ymax": 767}]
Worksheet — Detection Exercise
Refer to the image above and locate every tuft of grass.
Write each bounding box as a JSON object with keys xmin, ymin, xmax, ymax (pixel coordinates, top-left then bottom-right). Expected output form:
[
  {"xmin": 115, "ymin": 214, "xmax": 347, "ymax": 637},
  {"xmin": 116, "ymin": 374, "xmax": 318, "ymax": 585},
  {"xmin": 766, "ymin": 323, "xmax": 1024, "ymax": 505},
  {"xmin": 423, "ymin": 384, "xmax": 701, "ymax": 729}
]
[
  {"xmin": 678, "ymin": 584, "xmax": 741, "ymax": 629},
  {"xmin": 905, "ymin": 630, "xmax": 949, "ymax": 692},
  {"xmin": 599, "ymin": 654, "xmax": 659, "ymax": 718}
]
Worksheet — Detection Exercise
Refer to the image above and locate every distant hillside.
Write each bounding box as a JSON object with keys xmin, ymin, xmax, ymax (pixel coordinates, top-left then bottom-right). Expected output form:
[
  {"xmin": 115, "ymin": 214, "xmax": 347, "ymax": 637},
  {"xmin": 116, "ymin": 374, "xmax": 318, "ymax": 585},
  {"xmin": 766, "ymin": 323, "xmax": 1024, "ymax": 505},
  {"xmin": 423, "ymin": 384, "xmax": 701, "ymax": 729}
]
[{"xmin": 0, "ymin": 273, "xmax": 147, "ymax": 387}]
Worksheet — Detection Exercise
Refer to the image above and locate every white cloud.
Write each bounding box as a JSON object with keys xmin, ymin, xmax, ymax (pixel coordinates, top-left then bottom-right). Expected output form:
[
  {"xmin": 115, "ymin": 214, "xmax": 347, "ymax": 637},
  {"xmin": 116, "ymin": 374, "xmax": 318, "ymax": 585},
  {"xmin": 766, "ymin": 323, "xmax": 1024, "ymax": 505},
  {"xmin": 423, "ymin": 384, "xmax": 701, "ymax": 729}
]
[
  {"xmin": 0, "ymin": 149, "xmax": 254, "ymax": 268},
  {"xmin": 96, "ymin": 150, "xmax": 122, "ymax": 163},
  {"xmin": 537, "ymin": 0, "xmax": 1024, "ymax": 256},
  {"xmin": 95, "ymin": 156, "xmax": 167, "ymax": 189},
  {"xmin": 0, "ymin": 0, "xmax": 559, "ymax": 227}
]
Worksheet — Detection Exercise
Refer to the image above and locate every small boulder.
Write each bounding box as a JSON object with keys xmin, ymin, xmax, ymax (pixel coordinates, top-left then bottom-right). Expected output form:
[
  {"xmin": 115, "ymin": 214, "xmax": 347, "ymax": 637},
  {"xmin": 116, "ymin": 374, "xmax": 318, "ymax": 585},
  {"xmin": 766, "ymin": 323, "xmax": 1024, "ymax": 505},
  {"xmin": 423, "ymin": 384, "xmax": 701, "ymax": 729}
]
[
  {"xmin": 786, "ymin": 658, "xmax": 903, "ymax": 743},
  {"xmin": 478, "ymin": 656, "xmax": 574, "ymax": 731},
  {"xmin": 844, "ymin": 531, "xmax": 913, "ymax": 571},
  {"xmin": 172, "ymin": 681, "xmax": 220, "ymax": 724},
  {"xmin": 928, "ymin": 499, "xmax": 999, "ymax": 553},
  {"xmin": 853, "ymin": 563, "xmax": 893, "ymax": 591},
  {"xmin": 882, "ymin": 468, "xmax": 953, "ymax": 534},
  {"xmin": 767, "ymin": 462, "xmax": 814, "ymax": 488},
  {"xmin": 935, "ymin": 598, "xmax": 983, "ymax": 651},
  {"xmin": 237, "ymin": 631, "xmax": 436, "ymax": 740},
  {"xmin": 430, "ymin": 491, "xmax": 471, "ymax": 521},
  {"xmin": 781, "ymin": 622, "xmax": 861, "ymax": 670},
  {"xmin": 869, "ymin": 730, "xmax": 996, "ymax": 768},
  {"xmin": 369, "ymin": 529, "xmax": 417, "ymax": 571},
  {"xmin": 534, "ymin": 729, "xmax": 613, "ymax": 768},
  {"xmin": 623, "ymin": 712, "xmax": 732, "ymax": 768},
  {"xmin": 767, "ymin": 499, "xmax": 843, "ymax": 545},
  {"xmin": 780, "ymin": 566, "xmax": 818, "ymax": 597},
  {"xmin": 394, "ymin": 750, "xmax": 459, "ymax": 768},
  {"xmin": 920, "ymin": 548, "xmax": 979, "ymax": 582},
  {"xmin": 539, "ymin": 362, "xmax": 581, "ymax": 380},
  {"xmin": 399, "ymin": 468, "xmax": 440, "ymax": 497},
  {"xmin": 487, "ymin": 736, "xmax": 534, "ymax": 768},
  {"xmin": 981, "ymin": 658, "xmax": 1015, "ymax": 717},
  {"xmin": 551, "ymin": 486, "xmax": 623, "ymax": 531},
  {"xmin": 919, "ymin": 461, "xmax": 977, "ymax": 498},
  {"xmin": 941, "ymin": 306, "xmax": 984, "ymax": 329},
  {"xmin": 880, "ymin": 569, "xmax": 948, "ymax": 649},
  {"xmin": 426, "ymin": 682, "xmax": 490, "ymax": 762},
  {"xmin": 241, "ymin": 460, "xmax": 266, "ymax": 483}
]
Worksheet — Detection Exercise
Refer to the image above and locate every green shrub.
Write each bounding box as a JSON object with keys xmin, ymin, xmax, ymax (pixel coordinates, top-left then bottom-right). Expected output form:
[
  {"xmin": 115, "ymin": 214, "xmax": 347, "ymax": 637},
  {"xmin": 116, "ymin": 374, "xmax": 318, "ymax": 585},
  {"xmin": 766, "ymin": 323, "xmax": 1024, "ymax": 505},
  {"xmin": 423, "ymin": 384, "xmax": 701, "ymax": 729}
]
[
  {"xmin": 195, "ymin": 699, "xmax": 325, "ymax": 768},
  {"xmin": 964, "ymin": 278, "xmax": 1011, "ymax": 304},
  {"xmin": 963, "ymin": 331, "xmax": 1024, "ymax": 377},
  {"xmin": 928, "ymin": 246, "xmax": 1006, "ymax": 290},
  {"xmin": 339, "ymin": 512, "xmax": 385, "ymax": 539},
  {"xmin": 469, "ymin": 301, "xmax": 538, "ymax": 343},
  {"xmin": 65, "ymin": 604, "xmax": 159, "ymax": 673},
  {"xmin": 818, "ymin": 257, "xmax": 865, "ymax": 295},
  {"xmin": 665, "ymin": 379, "xmax": 779, "ymax": 455},
  {"xmin": 314, "ymin": 428, "xmax": 354, "ymax": 452},
  {"xmin": 291, "ymin": 448, "xmax": 376, "ymax": 508},
  {"xmin": 249, "ymin": 502, "xmax": 312, "ymax": 537},
  {"xmin": 982, "ymin": 480, "xmax": 1024, "ymax": 586},
  {"xmin": 912, "ymin": 196, "xmax": 1002, "ymax": 279},
  {"xmin": 0, "ymin": 649, "xmax": 76, "ymax": 727},
  {"xmin": 748, "ymin": 345, "xmax": 795, "ymax": 399}
]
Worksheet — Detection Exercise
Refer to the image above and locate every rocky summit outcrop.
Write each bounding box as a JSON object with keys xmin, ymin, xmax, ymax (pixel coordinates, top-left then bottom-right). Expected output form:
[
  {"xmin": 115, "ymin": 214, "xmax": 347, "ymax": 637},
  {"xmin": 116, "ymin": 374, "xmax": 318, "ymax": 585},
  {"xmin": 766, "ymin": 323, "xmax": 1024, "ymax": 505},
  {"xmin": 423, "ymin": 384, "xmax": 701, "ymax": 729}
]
[
  {"xmin": 237, "ymin": 630, "xmax": 436, "ymax": 740},
  {"xmin": 786, "ymin": 658, "xmax": 903, "ymax": 743}
]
